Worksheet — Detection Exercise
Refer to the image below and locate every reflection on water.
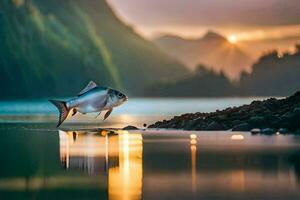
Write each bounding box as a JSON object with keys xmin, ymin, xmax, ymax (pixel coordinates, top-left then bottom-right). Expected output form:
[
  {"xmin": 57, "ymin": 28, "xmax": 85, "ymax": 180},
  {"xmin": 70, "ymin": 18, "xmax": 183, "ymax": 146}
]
[
  {"xmin": 59, "ymin": 130, "xmax": 143, "ymax": 200},
  {"xmin": 190, "ymin": 134, "xmax": 197, "ymax": 193},
  {"xmin": 57, "ymin": 130, "xmax": 300, "ymax": 199},
  {"xmin": 108, "ymin": 133, "xmax": 143, "ymax": 200},
  {"xmin": 59, "ymin": 130, "xmax": 110, "ymax": 175},
  {"xmin": 141, "ymin": 132, "xmax": 300, "ymax": 200},
  {"xmin": 1, "ymin": 125, "xmax": 300, "ymax": 200}
]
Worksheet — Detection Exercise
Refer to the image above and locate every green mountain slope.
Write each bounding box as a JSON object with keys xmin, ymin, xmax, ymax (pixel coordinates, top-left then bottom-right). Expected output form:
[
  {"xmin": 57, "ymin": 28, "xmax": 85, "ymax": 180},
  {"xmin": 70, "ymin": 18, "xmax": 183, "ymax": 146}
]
[{"xmin": 0, "ymin": 0, "xmax": 187, "ymax": 99}]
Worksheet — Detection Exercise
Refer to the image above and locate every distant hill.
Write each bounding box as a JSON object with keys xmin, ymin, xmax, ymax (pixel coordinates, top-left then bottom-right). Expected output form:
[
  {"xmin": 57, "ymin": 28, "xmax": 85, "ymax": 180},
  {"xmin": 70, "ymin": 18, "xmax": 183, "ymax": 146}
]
[
  {"xmin": 239, "ymin": 46, "xmax": 300, "ymax": 96},
  {"xmin": 145, "ymin": 45, "xmax": 300, "ymax": 97},
  {"xmin": 153, "ymin": 31, "xmax": 254, "ymax": 80},
  {"xmin": 145, "ymin": 65, "xmax": 235, "ymax": 97},
  {"xmin": 0, "ymin": 0, "xmax": 187, "ymax": 99}
]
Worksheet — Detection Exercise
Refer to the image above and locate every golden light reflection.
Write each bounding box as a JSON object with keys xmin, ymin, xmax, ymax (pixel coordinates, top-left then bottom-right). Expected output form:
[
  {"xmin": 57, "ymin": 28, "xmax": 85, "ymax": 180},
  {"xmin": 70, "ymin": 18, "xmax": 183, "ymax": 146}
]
[
  {"xmin": 59, "ymin": 130, "xmax": 124, "ymax": 174},
  {"xmin": 191, "ymin": 139, "xmax": 197, "ymax": 145},
  {"xmin": 59, "ymin": 130, "xmax": 112, "ymax": 175},
  {"xmin": 109, "ymin": 133, "xmax": 143, "ymax": 200},
  {"xmin": 230, "ymin": 170, "xmax": 245, "ymax": 191},
  {"xmin": 230, "ymin": 134, "xmax": 244, "ymax": 140},
  {"xmin": 59, "ymin": 130, "xmax": 111, "ymax": 157},
  {"xmin": 190, "ymin": 134, "xmax": 197, "ymax": 139},
  {"xmin": 190, "ymin": 135, "xmax": 197, "ymax": 193},
  {"xmin": 59, "ymin": 130, "xmax": 143, "ymax": 200}
]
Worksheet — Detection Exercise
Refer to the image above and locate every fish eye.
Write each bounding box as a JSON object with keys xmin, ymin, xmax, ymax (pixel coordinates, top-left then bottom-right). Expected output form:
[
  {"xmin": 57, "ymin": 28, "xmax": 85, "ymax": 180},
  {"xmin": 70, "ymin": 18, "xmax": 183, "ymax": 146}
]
[{"xmin": 118, "ymin": 93, "xmax": 123, "ymax": 98}]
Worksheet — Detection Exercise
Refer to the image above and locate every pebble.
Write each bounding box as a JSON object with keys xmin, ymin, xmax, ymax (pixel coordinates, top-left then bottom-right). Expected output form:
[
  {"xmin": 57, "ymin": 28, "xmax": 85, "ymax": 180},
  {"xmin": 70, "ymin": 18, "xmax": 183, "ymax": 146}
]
[
  {"xmin": 123, "ymin": 125, "xmax": 139, "ymax": 130},
  {"xmin": 148, "ymin": 91, "xmax": 300, "ymax": 133},
  {"xmin": 261, "ymin": 128, "xmax": 276, "ymax": 135},
  {"xmin": 232, "ymin": 123, "xmax": 252, "ymax": 131},
  {"xmin": 251, "ymin": 128, "xmax": 261, "ymax": 134}
]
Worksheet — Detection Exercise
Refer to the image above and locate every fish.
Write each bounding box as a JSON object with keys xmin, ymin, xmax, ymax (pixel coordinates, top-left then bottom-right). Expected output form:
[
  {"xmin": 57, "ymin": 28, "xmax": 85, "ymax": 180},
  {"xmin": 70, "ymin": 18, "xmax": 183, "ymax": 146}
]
[{"xmin": 49, "ymin": 81, "xmax": 128, "ymax": 127}]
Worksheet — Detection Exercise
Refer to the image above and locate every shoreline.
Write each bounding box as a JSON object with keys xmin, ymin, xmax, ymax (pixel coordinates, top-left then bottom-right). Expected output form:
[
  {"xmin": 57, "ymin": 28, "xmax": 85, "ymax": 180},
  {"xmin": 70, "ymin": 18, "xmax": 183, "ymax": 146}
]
[{"xmin": 148, "ymin": 91, "xmax": 300, "ymax": 134}]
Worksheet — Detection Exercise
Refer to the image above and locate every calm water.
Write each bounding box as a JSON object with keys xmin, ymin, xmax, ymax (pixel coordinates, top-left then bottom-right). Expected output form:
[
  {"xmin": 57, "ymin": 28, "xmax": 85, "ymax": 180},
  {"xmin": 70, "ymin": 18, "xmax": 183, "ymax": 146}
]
[
  {"xmin": 2, "ymin": 98, "xmax": 300, "ymax": 200},
  {"xmin": 0, "ymin": 97, "xmax": 269, "ymax": 128}
]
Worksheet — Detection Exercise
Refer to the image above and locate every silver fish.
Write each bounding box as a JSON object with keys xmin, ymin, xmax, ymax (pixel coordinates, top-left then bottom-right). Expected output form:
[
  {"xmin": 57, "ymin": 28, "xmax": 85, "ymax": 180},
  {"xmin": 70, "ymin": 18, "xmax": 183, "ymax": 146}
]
[{"xmin": 49, "ymin": 81, "xmax": 128, "ymax": 127}]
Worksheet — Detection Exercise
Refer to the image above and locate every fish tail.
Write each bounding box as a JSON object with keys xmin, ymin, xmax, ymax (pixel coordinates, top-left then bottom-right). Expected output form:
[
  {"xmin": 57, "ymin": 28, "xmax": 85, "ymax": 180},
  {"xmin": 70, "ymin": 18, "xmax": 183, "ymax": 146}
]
[{"xmin": 49, "ymin": 100, "xmax": 70, "ymax": 127}]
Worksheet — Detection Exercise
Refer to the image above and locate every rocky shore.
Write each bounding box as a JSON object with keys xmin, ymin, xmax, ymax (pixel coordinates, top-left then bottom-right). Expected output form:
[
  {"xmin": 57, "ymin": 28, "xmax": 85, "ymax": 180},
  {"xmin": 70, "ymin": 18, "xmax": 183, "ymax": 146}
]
[{"xmin": 148, "ymin": 91, "xmax": 300, "ymax": 134}]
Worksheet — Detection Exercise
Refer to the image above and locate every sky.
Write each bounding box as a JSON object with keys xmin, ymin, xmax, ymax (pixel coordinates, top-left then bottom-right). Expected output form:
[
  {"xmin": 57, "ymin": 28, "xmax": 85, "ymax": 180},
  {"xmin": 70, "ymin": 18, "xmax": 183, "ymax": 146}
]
[{"xmin": 107, "ymin": 0, "xmax": 300, "ymax": 43}]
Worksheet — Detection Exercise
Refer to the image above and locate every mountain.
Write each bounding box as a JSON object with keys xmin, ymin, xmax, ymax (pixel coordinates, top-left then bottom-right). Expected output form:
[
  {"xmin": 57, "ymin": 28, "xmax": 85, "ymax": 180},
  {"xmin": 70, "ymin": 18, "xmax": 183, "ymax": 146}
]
[
  {"xmin": 239, "ymin": 46, "xmax": 300, "ymax": 96},
  {"xmin": 153, "ymin": 31, "xmax": 254, "ymax": 80},
  {"xmin": 0, "ymin": 0, "xmax": 188, "ymax": 99},
  {"xmin": 145, "ymin": 65, "xmax": 235, "ymax": 97},
  {"xmin": 145, "ymin": 45, "xmax": 300, "ymax": 97}
]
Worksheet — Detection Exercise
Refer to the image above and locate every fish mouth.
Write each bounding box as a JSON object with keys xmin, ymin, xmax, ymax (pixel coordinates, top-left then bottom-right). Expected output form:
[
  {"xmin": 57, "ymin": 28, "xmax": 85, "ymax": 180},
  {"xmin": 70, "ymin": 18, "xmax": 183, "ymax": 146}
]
[{"xmin": 124, "ymin": 97, "xmax": 129, "ymax": 101}]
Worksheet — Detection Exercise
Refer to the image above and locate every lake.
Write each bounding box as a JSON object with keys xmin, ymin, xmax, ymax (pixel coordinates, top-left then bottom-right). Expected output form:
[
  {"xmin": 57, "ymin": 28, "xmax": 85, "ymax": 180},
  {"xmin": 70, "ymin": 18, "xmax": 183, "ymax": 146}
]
[
  {"xmin": 0, "ymin": 97, "xmax": 270, "ymax": 127},
  {"xmin": 1, "ymin": 98, "xmax": 300, "ymax": 200}
]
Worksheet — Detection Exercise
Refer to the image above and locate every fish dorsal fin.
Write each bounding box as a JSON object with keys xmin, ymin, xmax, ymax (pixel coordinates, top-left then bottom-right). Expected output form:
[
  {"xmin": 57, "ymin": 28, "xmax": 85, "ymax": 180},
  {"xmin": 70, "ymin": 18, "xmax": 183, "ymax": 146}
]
[{"xmin": 78, "ymin": 81, "xmax": 98, "ymax": 96}]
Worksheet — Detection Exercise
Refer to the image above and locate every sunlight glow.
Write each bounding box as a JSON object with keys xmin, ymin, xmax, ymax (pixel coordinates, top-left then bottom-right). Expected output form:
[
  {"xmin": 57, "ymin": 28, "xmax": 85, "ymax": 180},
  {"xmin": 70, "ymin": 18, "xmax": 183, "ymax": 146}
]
[{"xmin": 228, "ymin": 35, "xmax": 238, "ymax": 44}]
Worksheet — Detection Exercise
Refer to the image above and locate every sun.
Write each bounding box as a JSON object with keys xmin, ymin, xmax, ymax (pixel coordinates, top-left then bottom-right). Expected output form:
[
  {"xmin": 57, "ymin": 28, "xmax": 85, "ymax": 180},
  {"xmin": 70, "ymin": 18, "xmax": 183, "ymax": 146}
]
[{"xmin": 228, "ymin": 35, "xmax": 238, "ymax": 44}]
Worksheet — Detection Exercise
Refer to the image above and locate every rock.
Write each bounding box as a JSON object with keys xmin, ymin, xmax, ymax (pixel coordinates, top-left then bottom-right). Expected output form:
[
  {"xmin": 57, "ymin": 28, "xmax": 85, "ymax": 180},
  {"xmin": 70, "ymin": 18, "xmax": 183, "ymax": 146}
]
[
  {"xmin": 278, "ymin": 128, "xmax": 289, "ymax": 134},
  {"xmin": 231, "ymin": 120, "xmax": 243, "ymax": 126},
  {"xmin": 251, "ymin": 128, "xmax": 261, "ymax": 134},
  {"xmin": 148, "ymin": 91, "xmax": 300, "ymax": 132},
  {"xmin": 261, "ymin": 128, "xmax": 276, "ymax": 135},
  {"xmin": 216, "ymin": 115, "xmax": 227, "ymax": 121},
  {"xmin": 143, "ymin": 123, "xmax": 147, "ymax": 127},
  {"xmin": 248, "ymin": 116, "xmax": 265, "ymax": 126},
  {"xmin": 232, "ymin": 123, "xmax": 252, "ymax": 131},
  {"xmin": 184, "ymin": 119, "xmax": 199, "ymax": 130},
  {"xmin": 279, "ymin": 113, "xmax": 293, "ymax": 127},
  {"xmin": 250, "ymin": 100, "xmax": 262, "ymax": 106},
  {"xmin": 206, "ymin": 121, "xmax": 226, "ymax": 130},
  {"xmin": 293, "ymin": 107, "xmax": 300, "ymax": 114},
  {"xmin": 295, "ymin": 129, "xmax": 300, "ymax": 135},
  {"xmin": 266, "ymin": 115, "xmax": 280, "ymax": 126},
  {"xmin": 282, "ymin": 112, "xmax": 294, "ymax": 119},
  {"xmin": 123, "ymin": 125, "xmax": 139, "ymax": 130}
]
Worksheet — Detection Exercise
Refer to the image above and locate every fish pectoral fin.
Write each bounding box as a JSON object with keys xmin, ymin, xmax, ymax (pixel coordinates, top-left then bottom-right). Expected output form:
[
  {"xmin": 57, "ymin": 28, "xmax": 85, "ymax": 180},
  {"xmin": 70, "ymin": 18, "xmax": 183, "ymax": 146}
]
[
  {"xmin": 78, "ymin": 81, "xmax": 98, "ymax": 96},
  {"xmin": 95, "ymin": 112, "xmax": 102, "ymax": 118},
  {"xmin": 103, "ymin": 108, "xmax": 113, "ymax": 120},
  {"xmin": 72, "ymin": 108, "xmax": 77, "ymax": 116}
]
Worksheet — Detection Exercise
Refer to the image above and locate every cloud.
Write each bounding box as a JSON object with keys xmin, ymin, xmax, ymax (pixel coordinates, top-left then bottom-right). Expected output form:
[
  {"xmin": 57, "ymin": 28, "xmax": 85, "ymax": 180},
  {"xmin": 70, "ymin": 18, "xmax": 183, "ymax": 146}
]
[{"xmin": 108, "ymin": 0, "xmax": 300, "ymax": 27}]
